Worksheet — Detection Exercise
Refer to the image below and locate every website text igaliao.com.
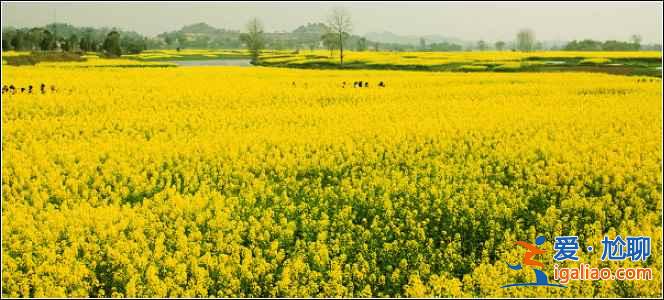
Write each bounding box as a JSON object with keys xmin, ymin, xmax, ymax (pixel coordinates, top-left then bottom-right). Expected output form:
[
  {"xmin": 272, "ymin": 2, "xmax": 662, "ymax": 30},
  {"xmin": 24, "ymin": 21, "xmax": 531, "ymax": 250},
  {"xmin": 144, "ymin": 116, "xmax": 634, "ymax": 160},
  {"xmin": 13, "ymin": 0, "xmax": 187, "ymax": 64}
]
[{"xmin": 553, "ymin": 263, "xmax": 653, "ymax": 284}]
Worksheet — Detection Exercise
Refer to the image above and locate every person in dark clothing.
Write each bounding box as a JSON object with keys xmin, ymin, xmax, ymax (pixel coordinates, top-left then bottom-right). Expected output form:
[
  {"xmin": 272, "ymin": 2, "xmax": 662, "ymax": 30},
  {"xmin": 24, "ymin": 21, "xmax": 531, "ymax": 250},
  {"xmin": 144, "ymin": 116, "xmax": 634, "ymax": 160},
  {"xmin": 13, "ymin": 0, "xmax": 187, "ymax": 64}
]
[
  {"xmin": 378, "ymin": 81, "xmax": 385, "ymax": 87},
  {"xmin": 2, "ymin": 85, "xmax": 7, "ymax": 94},
  {"xmin": 9, "ymin": 85, "xmax": 16, "ymax": 94},
  {"xmin": 40, "ymin": 83, "xmax": 46, "ymax": 94},
  {"xmin": 20, "ymin": 87, "xmax": 25, "ymax": 93},
  {"xmin": 28, "ymin": 85, "xmax": 33, "ymax": 93}
]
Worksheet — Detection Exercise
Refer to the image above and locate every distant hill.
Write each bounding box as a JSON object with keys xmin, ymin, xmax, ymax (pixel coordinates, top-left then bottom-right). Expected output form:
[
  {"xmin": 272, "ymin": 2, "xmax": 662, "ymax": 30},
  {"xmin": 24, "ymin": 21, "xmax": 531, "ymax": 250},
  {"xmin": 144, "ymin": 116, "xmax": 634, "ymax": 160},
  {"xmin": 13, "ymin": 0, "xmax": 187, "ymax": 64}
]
[
  {"xmin": 179, "ymin": 22, "xmax": 225, "ymax": 35},
  {"xmin": 292, "ymin": 23, "xmax": 328, "ymax": 36},
  {"xmin": 156, "ymin": 22, "xmax": 379, "ymax": 51}
]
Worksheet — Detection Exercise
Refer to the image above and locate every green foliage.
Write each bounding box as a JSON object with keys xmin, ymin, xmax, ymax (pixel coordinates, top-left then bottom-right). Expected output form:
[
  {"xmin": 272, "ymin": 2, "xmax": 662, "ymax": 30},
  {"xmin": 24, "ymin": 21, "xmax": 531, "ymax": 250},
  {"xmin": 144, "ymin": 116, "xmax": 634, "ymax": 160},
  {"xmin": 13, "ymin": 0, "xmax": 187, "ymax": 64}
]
[
  {"xmin": 578, "ymin": 58, "xmax": 611, "ymax": 65},
  {"xmin": 458, "ymin": 65, "xmax": 489, "ymax": 71},
  {"xmin": 3, "ymin": 51, "xmax": 85, "ymax": 66},
  {"xmin": 429, "ymin": 42, "xmax": 463, "ymax": 51},
  {"xmin": 564, "ymin": 39, "xmax": 641, "ymax": 51},
  {"xmin": 102, "ymin": 31, "xmax": 122, "ymax": 57},
  {"xmin": 356, "ymin": 37, "xmax": 369, "ymax": 51},
  {"xmin": 2, "ymin": 24, "xmax": 147, "ymax": 54}
]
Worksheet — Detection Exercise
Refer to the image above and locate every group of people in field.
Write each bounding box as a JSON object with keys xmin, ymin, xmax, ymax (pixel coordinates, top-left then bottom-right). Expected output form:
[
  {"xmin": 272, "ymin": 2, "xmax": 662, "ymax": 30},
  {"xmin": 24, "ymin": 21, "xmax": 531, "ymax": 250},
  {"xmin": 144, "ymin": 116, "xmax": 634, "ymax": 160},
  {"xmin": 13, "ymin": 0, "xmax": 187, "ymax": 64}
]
[
  {"xmin": 290, "ymin": 81, "xmax": 387, "ymax": 88},
  {"xmin": 343, "ymin": 81, "xmax": 386, "ymax": 88},
  {"xmin": 2, "ymin": 84, "xmax": 57, "ymax": 95}
]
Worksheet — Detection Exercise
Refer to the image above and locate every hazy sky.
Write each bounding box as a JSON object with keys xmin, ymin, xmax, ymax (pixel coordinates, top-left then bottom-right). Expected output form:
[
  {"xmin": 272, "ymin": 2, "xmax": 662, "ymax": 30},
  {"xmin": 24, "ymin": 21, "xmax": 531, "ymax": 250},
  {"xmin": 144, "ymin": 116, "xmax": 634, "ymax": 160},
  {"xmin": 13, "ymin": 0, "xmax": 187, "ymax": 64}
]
[{"xmin": 2, "ymin": 1, "xmax": 662, "ymax": 43}]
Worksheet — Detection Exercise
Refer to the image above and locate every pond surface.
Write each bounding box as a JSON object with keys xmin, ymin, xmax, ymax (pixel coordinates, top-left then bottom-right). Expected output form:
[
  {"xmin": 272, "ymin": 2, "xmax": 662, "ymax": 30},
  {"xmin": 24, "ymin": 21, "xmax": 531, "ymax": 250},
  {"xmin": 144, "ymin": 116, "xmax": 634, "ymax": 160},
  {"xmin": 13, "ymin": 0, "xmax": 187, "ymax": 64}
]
[{"xmin": 168, "ymin": 59, "xmax": 252, "ymax": 67}]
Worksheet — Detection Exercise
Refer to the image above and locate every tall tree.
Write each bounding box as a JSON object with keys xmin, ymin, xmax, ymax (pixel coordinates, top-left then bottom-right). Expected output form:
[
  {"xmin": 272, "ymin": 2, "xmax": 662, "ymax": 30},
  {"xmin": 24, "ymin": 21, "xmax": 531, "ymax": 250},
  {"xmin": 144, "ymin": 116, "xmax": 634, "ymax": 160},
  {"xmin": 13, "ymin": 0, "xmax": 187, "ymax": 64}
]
[
  {"xmin": 28, "ymin": 28, "xmax": 45, "ymax": 50},
  {"xmin": 321, "ymin": 32, "xmax": 338, "ymax": 56},
  {"xmin": 175, "ymin": 32, "xmax": 187, "ymax": 48},
  {"xmin": 79, "ymin": 35, "xmax": 90, "ymax": 52},
  {"xmin": 164, "ymin": 35, "xmax": 174, "ymax": 47},
  {"xmin": 356, "ymin": 37, "xmax": 368, "ymax": 51},
  {"xmin": 103, "ymin": 30, "xmax": 122, "ymax": 57},
  {"xmin": 67, "ymin": 34, "xmax": 79, "ymax": 52},
  {"xmin": 516, "ymin": 29, "xmax": 536, "ymax": 52},
  {"xmin": 2, "ymin": 28, "xmax": 15, "ymax": 50},
  {"xmin": 239, "ymin": 18, "xmax": 265, "ymax": 63},
  {"xmin": 326, "ymin": 7, "xmax": 352, "ymax": 66},
  {"xmin": 11, "ymin": 31, "xmax": 25, "ymax": 51},
  {"xmin": 494, "ymin": 41, "xmax": 506, "ymax": 51},
  {"xmin": 39, "ymin": 30, "xmax": 55, "ymax": 51}
]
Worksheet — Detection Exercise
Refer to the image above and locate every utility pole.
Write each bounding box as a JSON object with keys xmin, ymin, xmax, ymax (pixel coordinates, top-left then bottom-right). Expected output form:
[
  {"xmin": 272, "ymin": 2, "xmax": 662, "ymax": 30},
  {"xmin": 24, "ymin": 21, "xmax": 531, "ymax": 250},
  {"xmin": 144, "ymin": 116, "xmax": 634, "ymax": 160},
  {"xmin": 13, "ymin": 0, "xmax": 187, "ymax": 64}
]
[{"xmin": 53, "ymin": 8, "xmax": 58, "ymax": 51}]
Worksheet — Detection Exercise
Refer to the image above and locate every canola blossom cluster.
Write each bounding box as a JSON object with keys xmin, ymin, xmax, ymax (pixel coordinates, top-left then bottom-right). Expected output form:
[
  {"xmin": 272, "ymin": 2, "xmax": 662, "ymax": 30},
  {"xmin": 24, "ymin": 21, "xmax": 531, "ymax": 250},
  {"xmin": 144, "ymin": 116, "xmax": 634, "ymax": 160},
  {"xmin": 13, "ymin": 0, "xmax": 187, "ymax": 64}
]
[
  {"xmin": 123, "ymin": 49, "xmax": 255, "ymax": 61},
  {"xmin": 2, "ymin": 65, "xmax": 662, "ymax": 297}
]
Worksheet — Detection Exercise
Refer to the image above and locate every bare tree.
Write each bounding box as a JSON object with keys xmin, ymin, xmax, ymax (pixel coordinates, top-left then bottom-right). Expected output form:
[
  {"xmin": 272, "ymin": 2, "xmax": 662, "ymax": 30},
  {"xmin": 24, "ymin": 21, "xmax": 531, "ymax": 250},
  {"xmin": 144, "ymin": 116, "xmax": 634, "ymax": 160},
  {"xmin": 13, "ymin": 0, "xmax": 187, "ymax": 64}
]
[
  {"xmin": 240, "ymin": 18, "xmax": 265, "ymax": 63},
  {"xmin": 419, "ymin": 37, "xmax": 427, "ymax": 50},
  {"xmin": 326, "ymin": 7, "xmax": 352, "ymax": 66},
  {"xmin": 516, "ymin": 29, "xmax": 536, "ymax": 52},
  {"xmin": 630, "ymin": 34, "xmax": 642, "ymax": 50},
  {"xmin": 477, "ymin": 40, "xmax": 487, "ymax": 51}
]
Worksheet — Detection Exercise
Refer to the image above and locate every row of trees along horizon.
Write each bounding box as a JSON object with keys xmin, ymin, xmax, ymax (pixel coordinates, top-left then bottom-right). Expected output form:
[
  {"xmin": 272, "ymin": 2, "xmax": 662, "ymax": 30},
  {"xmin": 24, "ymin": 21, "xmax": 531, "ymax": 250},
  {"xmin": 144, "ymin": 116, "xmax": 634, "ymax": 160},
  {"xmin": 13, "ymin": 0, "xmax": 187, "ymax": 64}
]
[{"xmin": 2, "ymin": 7, "xmax": 660, "ymax": 63}]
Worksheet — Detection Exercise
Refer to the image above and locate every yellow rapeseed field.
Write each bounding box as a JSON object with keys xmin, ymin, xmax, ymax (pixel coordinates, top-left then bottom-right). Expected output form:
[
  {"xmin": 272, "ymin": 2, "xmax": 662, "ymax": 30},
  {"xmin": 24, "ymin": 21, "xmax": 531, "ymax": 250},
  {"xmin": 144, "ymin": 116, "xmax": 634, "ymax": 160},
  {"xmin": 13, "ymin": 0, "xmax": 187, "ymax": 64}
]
[
  {"xmin": 260, "ymin": 50, "xmax": 662, "ymax": 66},
  {"xmin": 1, "ymin": 65, "xmax": 662, "ymax": 297}
]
